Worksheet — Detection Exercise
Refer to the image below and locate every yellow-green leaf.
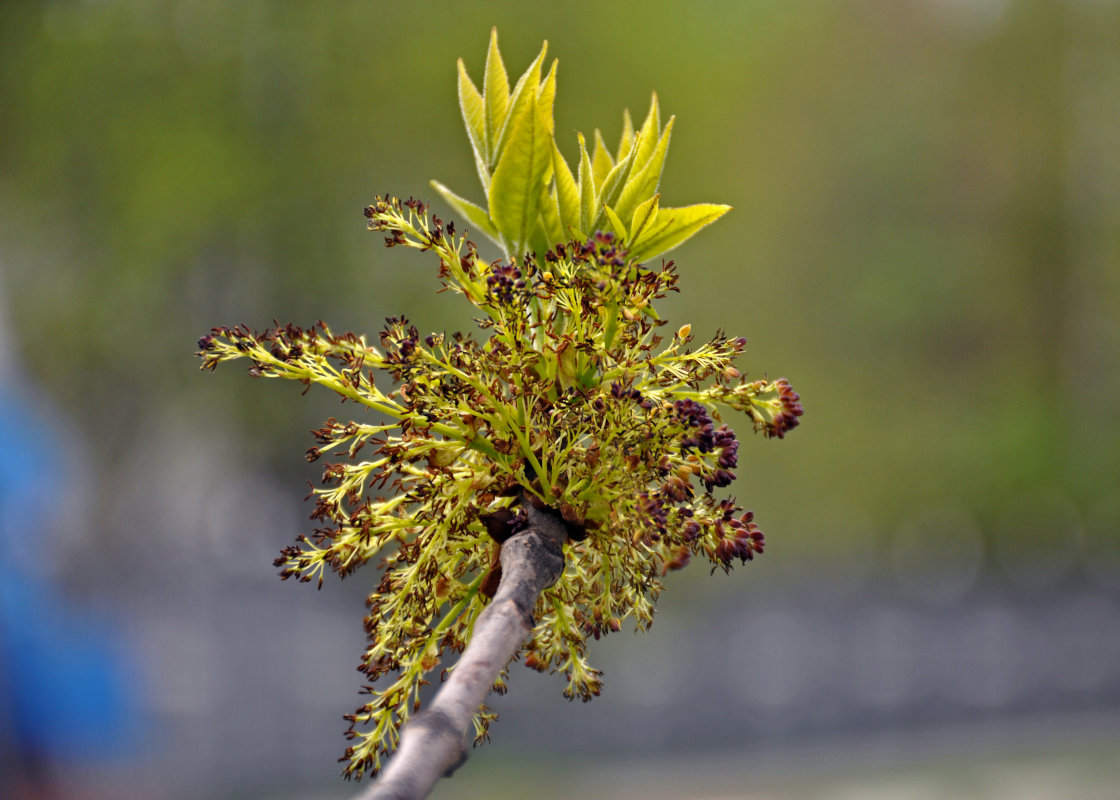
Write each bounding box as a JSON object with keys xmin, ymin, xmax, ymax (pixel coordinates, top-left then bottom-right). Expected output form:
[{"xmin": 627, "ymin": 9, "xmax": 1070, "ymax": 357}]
[
  {"xmin": 590, "ymin": 129, "xmax": 613, "ymax": 190},
  {"xmin": 552, "ymin": 139, "xmax": 580, "ymax": 236},
  {"xmin": 602, "ymin": 204, "xmax": 628, "ymax": 240},
  {"xmin": 629, "ymin": 203, "xmax": 731, "ymax": 263},
  {"xmin": 429, "ymin": 180, "xmax": 500, "ymax": 242},
  {"xmin": 617, "ymin": 108, "xmax": 635, "ymax": 162},
  {"xmin": 541, "ymin": 185, "xmax": 564, "ymax": 246},
  {"xmin": 489, "ymin": 87, "xmax": 552, "ymax": 256},
  {"xmin": 537, "ymin": 59, "xmax": 558, "ymax": 136},
  {"xmin": 627, "ymin": 193, "xmax": 660, "ymax": 246},
  {"xmin": 577, "ymin": 132, "xmax": 596, "ymax": 234},
  {"xmin": 590, "ymin": 141, "xmax": 638, "ymax": 233},
  {"xmin": 534, "ymin": 209, "xmax": 558, "ymax": 256},
  {"xmin": 633, "ymin": 92, "xmax": 661, "ymax": 172},
  {"xmin": 613, "ymin": 116, "xmax": 674, "ymax": 223},
  {"xmin": 471, "ymin": 144, "xmax": 491, "ymax": 196},
  {"xmin": 483, "ymin": 27, "xmax": 510, "ymax": 167},
  {"xmin": 457, "ymin": 60, "xmax": 485, "ymax": 163},
  {"xmin": 457, "ymin": 59, "xmax": 490, "ymax": 193},
  {"xmin": 494, "ymin": 41, "xmax": 547, "ymax": 170}
]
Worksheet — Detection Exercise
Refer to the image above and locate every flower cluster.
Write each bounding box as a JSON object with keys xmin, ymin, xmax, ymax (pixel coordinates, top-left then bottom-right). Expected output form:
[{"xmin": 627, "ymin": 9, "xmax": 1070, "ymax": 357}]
[
  {"xmin": 708, "ymin": 375, "xmax": 804, "ymax": 439},
  {"xmin": 198, "ymin": 195, "xmax": 800, "ymax": 778}
]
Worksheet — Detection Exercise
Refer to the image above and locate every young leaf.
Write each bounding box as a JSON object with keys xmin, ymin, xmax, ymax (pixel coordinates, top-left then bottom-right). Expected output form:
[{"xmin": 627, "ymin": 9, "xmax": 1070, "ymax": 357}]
[
  {"xmin": 552, "ymin": 139, "xmax": 580, "ymax": 236},
  {"xmin": 602, "ymin": 204, "xmax": 628, "ymax": 240},
  {"xmin": 589, "ymin": 140, "xmax": 638, "ymax": 233},
  {"xmin": 628, "ymin": 203, "xmax": 731, "ymax": 263},
  {"xmin": 538, "ymin": 59, "xmax": 558, "ymax": 136},
  {"xmin": 590, "ymin": 129, "xmax": 614, "ymax": 190},
  {"xmin": 429, "ymin": 180, "xmax": 500, "ymax": 242},
  {"xmin": 613, "ymin": 116, "xmax": 674, "ymax": 223},
  {"xmin": 536, "ymin": 69, "xmax": 556, "ymax": 193},
  {"xmin": 616, "ymin": 108, "xmax": 635, "ymax": 162},
  {"xmin": 457, "ymin": 60, "xmax": 490, "ymax": 193},
  {"xmin": 627, "ymin": 192, "xmax": 660, "ymax": 246},
  {"xmin": 483, "ymin": 28, "xmax": 511, "ymax": 167},
  {"xmin": 632, "ymin": 93, "xmax": 661, "ymax": 173},
  {"xmin": 494, "ymin": 42, "xmax": 547, "ymax": 171},
  {"xmin": 577, "ymin": 132, "xmax": 596, "ymax": 234},
  {"xmin": 541, "ymin": 185, "xmax": 564, "ymax": 246},
  {"xmin": 488, "ymin": 86, "xmax": 552, "ymax": 256}
]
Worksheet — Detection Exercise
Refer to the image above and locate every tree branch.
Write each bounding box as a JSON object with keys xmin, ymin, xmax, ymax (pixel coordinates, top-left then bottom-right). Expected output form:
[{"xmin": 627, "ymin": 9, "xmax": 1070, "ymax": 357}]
[{"xmin": 355, "ymin": 500, "xmax": 568, "ymax": 800}]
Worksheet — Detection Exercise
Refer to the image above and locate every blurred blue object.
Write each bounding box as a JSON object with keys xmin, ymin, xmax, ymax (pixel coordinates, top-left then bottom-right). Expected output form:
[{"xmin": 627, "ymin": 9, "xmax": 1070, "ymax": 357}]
[{"xmin": 0, "ymin": 384, "xmax": 137, "ymax": 764}]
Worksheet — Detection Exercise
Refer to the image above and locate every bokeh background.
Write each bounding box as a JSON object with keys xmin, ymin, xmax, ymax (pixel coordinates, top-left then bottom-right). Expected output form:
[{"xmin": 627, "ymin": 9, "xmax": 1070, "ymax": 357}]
[{"xmin": 2, "ymin": 1, "xmax": 1119, "ymax": 798}]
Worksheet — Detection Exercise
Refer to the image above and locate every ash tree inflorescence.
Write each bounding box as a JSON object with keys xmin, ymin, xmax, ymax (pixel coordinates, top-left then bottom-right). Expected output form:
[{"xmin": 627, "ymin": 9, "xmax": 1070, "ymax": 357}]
[{"xmin": 198, "ymin": 29, "xmax": 802, "ymax": 781}]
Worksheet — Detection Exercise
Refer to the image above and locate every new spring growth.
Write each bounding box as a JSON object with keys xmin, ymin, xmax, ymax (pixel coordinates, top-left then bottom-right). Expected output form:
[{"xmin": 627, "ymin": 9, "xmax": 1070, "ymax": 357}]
[
  {"xmin": 197, "ymin": 30, "xmax": 802, "ymax": 781},
  {"xmin": 431, "ymin": 28, "xmax": 732, "ymax": 263}
]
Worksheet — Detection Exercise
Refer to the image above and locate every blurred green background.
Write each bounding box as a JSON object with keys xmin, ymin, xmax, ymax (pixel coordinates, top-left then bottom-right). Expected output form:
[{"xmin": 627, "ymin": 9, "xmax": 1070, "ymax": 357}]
[{"xmin": 1, "ymin": 1, "xmax": 1118, "ymax": 798}]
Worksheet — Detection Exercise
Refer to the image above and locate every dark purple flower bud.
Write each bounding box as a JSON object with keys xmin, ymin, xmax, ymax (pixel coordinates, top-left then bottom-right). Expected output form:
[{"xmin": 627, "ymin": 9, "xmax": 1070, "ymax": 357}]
[
  {"xmin": 760, "ymin": 378, "xmax": 804, "ymax": 439},
  {"xmin": 486, "ymin": 260, "xmax": 526, "ymax": 305},
  {"xmin": 702, "ymin": 468, "xmax": 735, "ymax": 491}
]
